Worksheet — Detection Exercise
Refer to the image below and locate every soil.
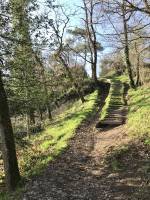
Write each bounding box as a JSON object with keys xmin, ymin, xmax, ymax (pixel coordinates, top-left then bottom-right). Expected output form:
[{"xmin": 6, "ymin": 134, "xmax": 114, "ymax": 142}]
[{"xmin": 22, "ymin": 86, "xmax": 150, "ymax": 200}]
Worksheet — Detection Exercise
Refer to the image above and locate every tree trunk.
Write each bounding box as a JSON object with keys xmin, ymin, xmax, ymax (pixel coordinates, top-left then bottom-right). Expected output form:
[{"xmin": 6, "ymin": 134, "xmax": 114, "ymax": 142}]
[
  {"xmin": 83, "ymin": 0, "xmax": 98, "ymax": 84},
  {"xmin": 58, "ymin": 55, "xmax": 85, "ymax": 103},
  {"xmin": 55, "ymin": 100, "xmax": 59, "ymax": 108},
  {"xmin": 34, "ymin": 53, "xmax": 52, "ymax": 120},
  {"xmin": 122, "ymin": 0, "xmax": 135, "ymax": 88},
  {"xmin": 47, "ymin": 104, "xmax": 52, "ymax": 120},
  {"xmin": 74, "ymin": 82, "xmax": 86, "ymax": 103},
  {"xmin": 29, "ymin": 109, "xmax": 35, "ymax": 124},
  {"xmin": 124, "ymin": 46, "xmax": 135, "ymax": 88},
  {"xmin": 92, "ymin": 63, "xmax": 98, "ymax": 84},
  {"xmin": 26, "ymin": 113, "xmax": 30, "ymax": 138},
  {"xmin": 134, "ymin": 43, "xmax": 141, "ymax": 87},
  {"xmin": 136, "ymin": 54, "xmax": 141, "ymax": 86},
  {"xmin": 90, "ymin": 3, "xmax": 98, "ymax": 84},
  {"xmin": 0, "ymin": 71, "xmax": 20, "ymax": 191},
  {"xmin": 39, "ymin": 108, "xmax": 43, "ymax": 121}
]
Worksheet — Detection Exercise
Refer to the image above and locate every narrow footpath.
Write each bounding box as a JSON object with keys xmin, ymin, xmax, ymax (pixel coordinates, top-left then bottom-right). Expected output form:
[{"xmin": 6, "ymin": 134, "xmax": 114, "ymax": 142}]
[{"xmin": 23, "ymin": 82, "xmax": 150, "ymax": 200}]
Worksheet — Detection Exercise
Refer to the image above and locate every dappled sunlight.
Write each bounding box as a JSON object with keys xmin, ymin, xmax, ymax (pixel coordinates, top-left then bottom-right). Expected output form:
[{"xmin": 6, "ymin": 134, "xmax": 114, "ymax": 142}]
[
  {"xmin": 127, "ymin": 86, "xmax": 150, "ymax": 138},
  {"xmin": 12, "ymin": 91, "xmax": 98, "ymax": 180}
]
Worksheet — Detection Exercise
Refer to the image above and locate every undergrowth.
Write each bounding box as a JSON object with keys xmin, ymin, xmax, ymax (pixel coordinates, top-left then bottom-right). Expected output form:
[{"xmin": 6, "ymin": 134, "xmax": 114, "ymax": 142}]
[{"xmin": 0, "ymin": 90, "xmax": 98, "ymax": 199}]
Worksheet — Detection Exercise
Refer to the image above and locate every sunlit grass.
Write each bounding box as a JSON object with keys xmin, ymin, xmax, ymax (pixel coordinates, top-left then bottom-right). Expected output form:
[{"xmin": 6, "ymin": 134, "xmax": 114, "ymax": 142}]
[
  {"xmin": 127, "ymin": 86, "xmax": 150, "ymax": 139},
  {"xmin": 116, "ymin": 74, "xmax": 129, "ymax": 83},
  {"xmin": 100, "ymin": 87, "xmax": 111, "ymax": 121},
  {"xmin": 100, "ymin": 76, "xmax": 124, "ymax": 121},
  {"xmin": 16, "ymin": 91, "xmax": 98, "ymax": 178},
  {"xmin": 114, "ymin": 75, "xmax": 150, "ymax": 141},
  {"xmin": 0, "ymin": 90, "xmax": 98, "ymax": 199}
]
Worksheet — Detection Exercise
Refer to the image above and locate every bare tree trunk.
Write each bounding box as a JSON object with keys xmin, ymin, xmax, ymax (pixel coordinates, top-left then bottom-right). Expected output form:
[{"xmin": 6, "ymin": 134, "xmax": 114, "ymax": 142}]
[
  {"xmin": 55, "ymin": 100, "xmax": 59, "ymax": 108},
  {"xmin": 39, "ymin": 107, "xmax": 43, "ymax": 121},
  {"xmin": 47, "ymin": 105, "xmax": 52, "ymax": 120},
  {"xmin": 34, "ymin": 53, "xmax": 52, "ymax": 120},
  {"xmin": 92, "ymin": 40, "xmax": 98, "ymax": 84},
  {"xmin": 29, "ymin": 109, "xmax": 35, "ymax": 124},
  {"xmin": 0, "ymin": 71, "xmax": 20, "ymax": 191},
  {"xmin": 134, "ymin": 43, "xmax": 142, "ymax": 87},
  {"xmin": 90, "ymin": 1, "xmax": 98, "ymax": 84},
  {"xmin": 124, "ymin": 44, "xmax": 135, "ymax": 88},
  {"xmin": 136, "ymin": 55, "xmax": 141, "ymax": 86},
  {"xmin": 26, "ymin": 113, "xmax": 30, "ymax": 138},
  {"xmin": 84, "ymin": 48, "xmax": 87, "ymax": 70},
  {"xmin": 122, "ymin": 0, "xmax": 135, "ymax": 88},
  {"xmin": 92, "ymin": 64, "xmax": 97, "ymax": 83},
  {"xmin": 83, "ymin": 0, "xmax": 98, "ymax": 84},
  {"xmin": 58, "ymin": 55, "xmax": 85, "ymax": 103}
]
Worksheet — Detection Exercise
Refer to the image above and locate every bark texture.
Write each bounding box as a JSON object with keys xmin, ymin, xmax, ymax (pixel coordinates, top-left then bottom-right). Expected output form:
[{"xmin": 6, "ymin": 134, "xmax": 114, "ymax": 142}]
[
  {"xmin": 122, "ymin": 0, "xmax": 135, "ymax": 88},
  {"xmin": 0, "ymin": 71, "xmax": 20, "ymax": 191}
]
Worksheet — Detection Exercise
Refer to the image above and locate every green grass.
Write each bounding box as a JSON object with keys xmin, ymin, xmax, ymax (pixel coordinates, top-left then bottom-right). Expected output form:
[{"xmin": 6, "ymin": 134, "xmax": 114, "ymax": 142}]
[
  {"xmin": 100, "ymin": 73, "xmax": 150, "ymax": 141},
  {"xmin": 0, "ymin": 90, "xmax": 98, "ymax": 199},
  {"xmin": 0, "ymin": 187, "xmax": 24, "ymax": 200},
  {"xmin": 18, "ymin": 90, "xmax": 99, "ymax": 177},
  {"xmin": 101, "ymin": 73, "xmax": 150, "ymax": 140},
  {"xmin": 100, "ymin": 86, "xmax": 111, "ymax": 121},
  {"xmin": 127, "ymin": 86, "xmax": 150, "ymax": 140},
  {"xmin": 117, "ymin": 74, "xmax": 129, "ymax": 83},
  {"xmin": 100, "ymin": 76, "xmax": 124, "ymax": 121}
]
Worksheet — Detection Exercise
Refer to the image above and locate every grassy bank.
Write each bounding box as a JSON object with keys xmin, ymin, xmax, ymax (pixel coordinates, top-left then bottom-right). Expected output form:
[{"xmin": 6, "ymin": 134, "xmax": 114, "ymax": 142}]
[
  {"xmin": 127, "ymin": 86, "xmax": 150, "ymax": 141},
  {"xmin": 104, "ymin": 77, "xmax": 150, "ymax": 199},
  {"xmin": 116, "ymin": 74, "xmax": 150, "ymax": 141},
  {"xmin": 102, "ymin": 74, "xmax": 150, "ymax": 199},
  {"xmin": 18, "ymin": 90, "xmax": 98, "ymax": 178},
  {"xmin": 0, "ymin": 90, "xmax": 98, "ymax": 199},
  {"xmin": 100, "ymin": 73, "xmax": 150, "ymax": 141}
]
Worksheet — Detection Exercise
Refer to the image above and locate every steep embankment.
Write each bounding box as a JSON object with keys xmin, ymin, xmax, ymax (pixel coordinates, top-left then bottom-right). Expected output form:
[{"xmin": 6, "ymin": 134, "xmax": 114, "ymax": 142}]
[{"xmin": 127, "ymin": 86, "xmax": 150, "ymax": 139}]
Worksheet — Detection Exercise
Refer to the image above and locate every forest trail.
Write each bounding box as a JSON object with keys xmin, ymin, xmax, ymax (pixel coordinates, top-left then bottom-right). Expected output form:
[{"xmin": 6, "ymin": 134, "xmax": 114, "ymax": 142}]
[{"xmin": 22, "ymin": 84, "xmax": 149, "ymax": 200}]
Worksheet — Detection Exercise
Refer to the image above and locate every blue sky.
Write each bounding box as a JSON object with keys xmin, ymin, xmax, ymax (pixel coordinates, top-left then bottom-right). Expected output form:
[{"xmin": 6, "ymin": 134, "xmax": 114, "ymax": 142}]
[
  {"xmin": 56, "ymin": 0, "xmax": 84, "ymax": 27},
  {"xmin": 38, "ymin": 0, "xmax": 113, "ymax": 77},
  {"xmin": 57, "ymin": 0, "xmax": 108, "ymax": 76}
]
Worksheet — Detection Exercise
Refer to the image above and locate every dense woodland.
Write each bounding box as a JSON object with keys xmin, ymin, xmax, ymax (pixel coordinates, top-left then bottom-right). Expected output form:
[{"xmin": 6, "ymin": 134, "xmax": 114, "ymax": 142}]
[{"xmin": 0, "ymin": 0, "xmax": 150, "ymax": 198}]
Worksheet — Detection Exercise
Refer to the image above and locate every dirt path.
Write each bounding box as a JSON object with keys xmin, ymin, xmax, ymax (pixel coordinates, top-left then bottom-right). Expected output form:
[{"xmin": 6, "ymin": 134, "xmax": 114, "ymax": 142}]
[{"xmin": 22, "ymin": 87, "xmax": 150, "ymax": 200}]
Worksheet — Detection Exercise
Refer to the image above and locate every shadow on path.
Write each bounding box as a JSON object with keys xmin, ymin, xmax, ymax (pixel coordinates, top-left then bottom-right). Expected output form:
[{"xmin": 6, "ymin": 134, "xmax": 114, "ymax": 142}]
[{"xmin": 23, "ymin": 83, "xmax": 150, "ymax": 200}]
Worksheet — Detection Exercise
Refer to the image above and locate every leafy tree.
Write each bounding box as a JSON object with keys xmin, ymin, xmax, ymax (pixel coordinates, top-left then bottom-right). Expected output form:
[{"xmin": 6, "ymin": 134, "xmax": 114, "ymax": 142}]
[{"xmin": 0, "ymin": 0, "xmax": 20, "ymax": 190}]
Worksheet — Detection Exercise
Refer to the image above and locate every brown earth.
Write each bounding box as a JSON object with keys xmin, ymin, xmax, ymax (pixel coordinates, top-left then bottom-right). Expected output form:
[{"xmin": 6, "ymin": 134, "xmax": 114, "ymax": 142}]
[{"xmin": 22, "ymin": 89, "xmax": 150, "ymax": 200}]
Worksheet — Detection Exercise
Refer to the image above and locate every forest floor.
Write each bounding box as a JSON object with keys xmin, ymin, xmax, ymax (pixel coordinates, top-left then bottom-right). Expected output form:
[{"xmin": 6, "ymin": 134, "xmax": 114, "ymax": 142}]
[{"xmin": 22, "ymin": 82, "xmax": 150, "ymax": 200}]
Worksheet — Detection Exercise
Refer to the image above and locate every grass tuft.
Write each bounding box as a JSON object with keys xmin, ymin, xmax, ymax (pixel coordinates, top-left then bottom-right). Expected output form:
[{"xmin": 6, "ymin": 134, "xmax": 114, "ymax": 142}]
[{"xmin": 0, "ymin": 90, "xmax": 98, "ymax": 199}]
